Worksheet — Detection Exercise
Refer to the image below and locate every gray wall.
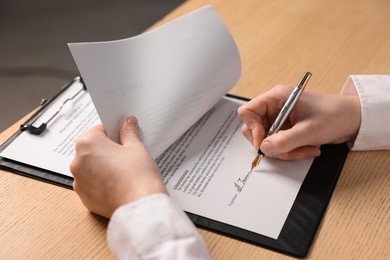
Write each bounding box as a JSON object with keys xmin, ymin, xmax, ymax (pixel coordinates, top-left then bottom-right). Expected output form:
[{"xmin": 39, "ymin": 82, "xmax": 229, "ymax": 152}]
[{"xmin": 0, "ymin": 0, "xmax": 184, "ymax": 132}]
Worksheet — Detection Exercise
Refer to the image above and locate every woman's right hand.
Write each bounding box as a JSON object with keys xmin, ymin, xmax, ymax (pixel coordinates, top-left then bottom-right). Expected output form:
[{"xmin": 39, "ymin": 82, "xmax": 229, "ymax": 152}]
[{"xmin": 238, "ymin": 85, "xmax": 361, "ymax": 160}]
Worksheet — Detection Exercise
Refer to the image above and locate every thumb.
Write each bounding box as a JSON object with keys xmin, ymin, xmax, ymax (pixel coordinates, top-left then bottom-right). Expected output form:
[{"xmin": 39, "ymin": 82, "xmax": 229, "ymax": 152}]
[
  {"xmin": 119, "ymin": 116, "xmax": 141, "ymax": 145},
  {"xmin": 260, "ymin": 123, "xmax": 311, "ymax": 156}
]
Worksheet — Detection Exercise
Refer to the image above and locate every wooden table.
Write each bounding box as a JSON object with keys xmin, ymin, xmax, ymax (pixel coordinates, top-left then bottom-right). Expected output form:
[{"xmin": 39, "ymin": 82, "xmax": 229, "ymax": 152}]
[{"xmin": 1, "ymin": 0, "xmax": 389, "ymax": 259}]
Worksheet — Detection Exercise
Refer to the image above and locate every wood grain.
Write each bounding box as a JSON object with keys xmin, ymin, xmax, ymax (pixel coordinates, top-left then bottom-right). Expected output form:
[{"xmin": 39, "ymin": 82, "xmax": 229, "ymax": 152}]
[{"xmin": 1, "ymin": 0, "xmax": 389, "ymax": 259}]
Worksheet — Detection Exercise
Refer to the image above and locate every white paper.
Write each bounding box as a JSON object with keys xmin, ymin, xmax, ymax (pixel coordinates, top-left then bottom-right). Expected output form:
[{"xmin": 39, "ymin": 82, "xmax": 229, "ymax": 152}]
[
  {"xmin": 0, "ymin": 81, "xmax": 100, "ymax": 177},
  {"xmin": 158, "ymin": 96, "xmax": 313, "ymax": 239},
  {"xmin": 68, "ymin": 5, "xmax": 241, "ymax": 158}
]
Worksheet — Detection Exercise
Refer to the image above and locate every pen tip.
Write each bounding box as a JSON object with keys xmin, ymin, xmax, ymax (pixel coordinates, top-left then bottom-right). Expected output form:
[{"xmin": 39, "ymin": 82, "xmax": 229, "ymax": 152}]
[{"xmin": 251, "ymin": 154, "xmax": 262, "ymax": 171}]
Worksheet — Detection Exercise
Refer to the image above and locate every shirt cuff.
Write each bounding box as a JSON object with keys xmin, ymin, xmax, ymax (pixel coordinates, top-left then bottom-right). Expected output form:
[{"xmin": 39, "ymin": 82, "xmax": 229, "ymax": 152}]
[
  {"xmin": 341, "ymin": 75, "xmax": 390, "ymax": 150},
  {"xmin": 107, "ymin": 193, "xmax": 209, "ymax": 260}
]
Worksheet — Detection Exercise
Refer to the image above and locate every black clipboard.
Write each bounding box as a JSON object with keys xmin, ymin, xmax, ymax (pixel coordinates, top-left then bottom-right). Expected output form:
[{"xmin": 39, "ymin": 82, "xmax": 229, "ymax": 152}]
[
  {"xmin": 0, "ymin": 78, "xmax": 82, "ymax": 188},
  {"xmin": 0, "ymin": 79, "xmax": 349, "ymax": 257}
]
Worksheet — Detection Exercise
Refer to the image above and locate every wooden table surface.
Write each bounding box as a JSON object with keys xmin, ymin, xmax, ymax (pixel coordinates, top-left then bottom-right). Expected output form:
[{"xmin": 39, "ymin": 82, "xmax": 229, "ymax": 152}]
[{"xmin": 1, "ymin": 0, "xmax": 389, "ymax": 259}]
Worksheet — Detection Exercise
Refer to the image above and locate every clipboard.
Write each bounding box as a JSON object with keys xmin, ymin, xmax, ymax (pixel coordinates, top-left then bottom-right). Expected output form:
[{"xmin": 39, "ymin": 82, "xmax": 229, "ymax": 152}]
[
  {"xmin": 0, "ymin": 78, "xmax": 83, "ymax": 188},
  {"xmin": 0, "ymin": 78, "xmax": 349, "ymax": 257}
]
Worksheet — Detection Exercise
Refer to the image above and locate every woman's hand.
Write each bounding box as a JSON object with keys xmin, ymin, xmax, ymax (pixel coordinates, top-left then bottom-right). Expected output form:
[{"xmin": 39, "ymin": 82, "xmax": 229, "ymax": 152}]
[
  {"xmin": 70, "ymin": 116, "xmax": 167, "ymax": 218},
  {"xmin": 238, "ymin": 85, "xmax": 361, "ymax": 160}
]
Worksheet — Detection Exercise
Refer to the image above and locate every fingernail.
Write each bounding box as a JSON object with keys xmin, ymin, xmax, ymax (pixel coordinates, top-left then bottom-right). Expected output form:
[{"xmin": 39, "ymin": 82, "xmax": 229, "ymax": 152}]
[
  {"xmin": 125, "ymin": 116, "xmax": 138, "ymax": 132},
  {"xmin": 127, "ymin": 116, "xmax": 137, "ymax": 125},
  {"xmin": 261, "ymin": 141, "xmax": 274, "ymax": 155}
]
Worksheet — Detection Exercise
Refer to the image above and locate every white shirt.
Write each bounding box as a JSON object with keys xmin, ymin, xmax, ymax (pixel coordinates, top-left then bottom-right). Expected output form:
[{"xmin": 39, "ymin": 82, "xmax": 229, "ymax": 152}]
[
  {"xmin": 341, "ymin": 75, "xmax": 390, "ymax": 150},
  {"xmin": 107, "ymin": 194, "xmax": 210, "ymax": 260},
  {"xmin": 108, "ymin": 75, "xmax": 390, "ymax": 259}
]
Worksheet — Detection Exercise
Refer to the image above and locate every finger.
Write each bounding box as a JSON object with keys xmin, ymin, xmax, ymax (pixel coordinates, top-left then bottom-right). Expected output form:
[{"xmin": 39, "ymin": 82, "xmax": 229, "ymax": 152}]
[
  {"xmin": 119, "ymin": 115, "xmax": 141, "ymax": 146},
  {"xmin": 238, "ymin": 109, "xmax": 266, "ymax": 150},
  {"xmin": 69, "ymin": 158, "xmax": 80, "ymax": 179},
  {"xmin": 268, "ymin": 146, "xmax": 321, "ymax": 160},
  {"xmin": 74, "ymin": 124, "xmax": 109, "ymax": 156},
  {"xmin": 91, "ymin": 123, "xmax": 105, "ymax": 131},
  {"xmin": 80, "ymin": 124, "xmax": 108, "ymax": 141},
  {"xmin": 261, "ymin": 122, "xmax": 316, "ymax": 155},
  {"xmin": 252, "ymin": 123, "xmax": 267, "ymax": 150},
  {"xmin": 239, "ymin": 85, "xmax": 293, "ymax": 119},
  {"xmin": 242, "ymin": 120, "xmax": 265, "ymax": 150},
  {"xmin": 241, "ymin": 124, "xmax": 254, "ymax": 146},
  {"xmin": 72, "ymin": 178, "xmax": 79, "ymax": 194},
  {"xmin": 238, "ymin": 85, "xmax": 293, "ymax": 150}
]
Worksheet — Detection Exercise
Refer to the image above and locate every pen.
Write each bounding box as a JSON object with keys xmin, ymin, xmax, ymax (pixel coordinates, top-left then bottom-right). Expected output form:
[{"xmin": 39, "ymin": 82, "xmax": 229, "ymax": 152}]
[{"xmin": 251, "ymin": 71, "xmax": 312, "ymax": 170}]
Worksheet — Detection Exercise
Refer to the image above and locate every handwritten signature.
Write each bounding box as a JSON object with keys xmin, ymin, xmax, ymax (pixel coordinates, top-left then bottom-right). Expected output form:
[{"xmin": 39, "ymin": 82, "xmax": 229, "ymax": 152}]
[
  {"xmin": 228, "ymin": 170, "xmax": 252, "ymax": 206},
  {"xmin": 234, "ymin": 170, "xmax": 251, "ymax": 192}
]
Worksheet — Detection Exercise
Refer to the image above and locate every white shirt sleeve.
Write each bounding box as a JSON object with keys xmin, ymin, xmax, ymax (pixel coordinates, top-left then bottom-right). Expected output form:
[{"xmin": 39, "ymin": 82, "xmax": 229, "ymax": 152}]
[
  {"xmin": 341, "ymin": 75, "xmax": 390, "ymax": 150},
  {"xmin": 107, "ymin": 193, "xmax": 210, "ymax": 260}
]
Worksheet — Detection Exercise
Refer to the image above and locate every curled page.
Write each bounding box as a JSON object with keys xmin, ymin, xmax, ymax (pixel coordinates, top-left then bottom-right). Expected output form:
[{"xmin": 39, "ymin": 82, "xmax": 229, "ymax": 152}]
[{"xmin": 68, "ymin": 5, "xmax": 241, "ymax": 158}]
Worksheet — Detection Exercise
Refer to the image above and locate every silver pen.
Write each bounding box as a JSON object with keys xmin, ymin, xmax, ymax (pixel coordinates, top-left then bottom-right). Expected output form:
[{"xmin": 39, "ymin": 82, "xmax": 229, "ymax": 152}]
[{"xmin": 251, "ymin": 71, "xmax": 312, "ymax": 170}]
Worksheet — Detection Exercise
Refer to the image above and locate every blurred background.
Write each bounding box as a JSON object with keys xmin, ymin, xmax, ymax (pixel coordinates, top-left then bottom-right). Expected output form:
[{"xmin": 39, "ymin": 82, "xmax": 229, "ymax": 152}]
[{"xmin": 0, "ymin": 0, "xmax": 184, "ymax": 132}]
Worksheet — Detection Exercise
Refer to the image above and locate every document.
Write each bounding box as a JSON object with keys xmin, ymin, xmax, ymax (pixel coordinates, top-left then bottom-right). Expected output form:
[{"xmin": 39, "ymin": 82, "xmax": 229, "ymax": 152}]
[
  {"xmin": 0, "ymin": 81, "xmax": 100, "ymax": 177},
  {"xmin": 0, "ymin": 5, "xmax": 314, "ymax": 240},
  {"xmin": 68, "ymin": 5, "xmax": 241, "ymax": 158},
  {"xmin": 157, "ymin": 96, "xmax": 313, "ymax": 239}
]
